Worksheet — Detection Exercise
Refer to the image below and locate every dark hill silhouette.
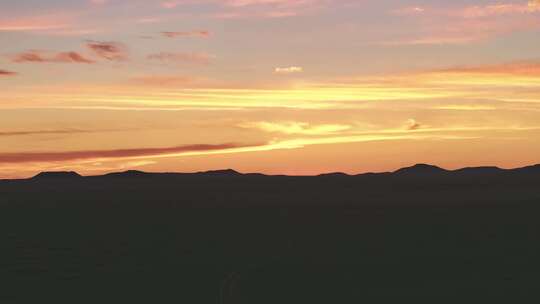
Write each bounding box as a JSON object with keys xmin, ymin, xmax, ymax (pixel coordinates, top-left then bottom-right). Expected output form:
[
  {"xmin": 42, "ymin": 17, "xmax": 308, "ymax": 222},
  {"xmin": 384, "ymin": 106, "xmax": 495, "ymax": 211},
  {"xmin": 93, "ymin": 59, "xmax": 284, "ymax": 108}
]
[
  {"xmin": 1, "ymin": 162, "xmax": 540, "ymax": 303},
  {"xmin": 452, "ymin": 166, "xmax": 505, "ymax": 177},
  {"xmin": 17, "ymin": 163, "xmax": 540, "ymax": 181},
  {"xmin": 453, "ymin": 166, "xmax": 503, "ymax": 173},
  {"xmin": 102, "ymin": 170, "xmax": 155, "ymax": 178},
  {"xmin": 99, "ymin": 168, "xmax": 243, "ymax": 179},
  {"xmin": 317, "ymin": 172, "xmax": 350, "ymax": 177},
  {"xmin": 195, "ymin": 168, "xmax": 242, "ymax": 176},
  {"xmin": 513, "ymin": 164, "xmax": 540, "ymax": 174},
  {"xmin": 393, "ymin": 163, "xmax": 448, "ymax": 175},
  {"xmin": 32, "ymin": 171, "xmax": 82, "ymax": 179}
]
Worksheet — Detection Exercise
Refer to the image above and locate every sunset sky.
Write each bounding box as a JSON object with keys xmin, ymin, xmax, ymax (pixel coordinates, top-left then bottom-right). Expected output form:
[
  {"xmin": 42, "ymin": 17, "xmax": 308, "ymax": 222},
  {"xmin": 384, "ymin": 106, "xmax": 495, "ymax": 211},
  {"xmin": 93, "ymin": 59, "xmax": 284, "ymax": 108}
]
[{"xmin": 1, "ymin": 0, "xmax": 540, "ymax": 178}]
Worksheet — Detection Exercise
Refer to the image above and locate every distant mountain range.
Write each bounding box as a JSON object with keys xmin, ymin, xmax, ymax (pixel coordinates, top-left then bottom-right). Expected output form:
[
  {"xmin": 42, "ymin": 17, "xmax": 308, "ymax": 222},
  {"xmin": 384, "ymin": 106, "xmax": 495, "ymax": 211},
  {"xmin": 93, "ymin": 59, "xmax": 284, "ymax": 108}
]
[{"xmin": 16, "ymin": 163, "xmax": 540, "ymax": 181}]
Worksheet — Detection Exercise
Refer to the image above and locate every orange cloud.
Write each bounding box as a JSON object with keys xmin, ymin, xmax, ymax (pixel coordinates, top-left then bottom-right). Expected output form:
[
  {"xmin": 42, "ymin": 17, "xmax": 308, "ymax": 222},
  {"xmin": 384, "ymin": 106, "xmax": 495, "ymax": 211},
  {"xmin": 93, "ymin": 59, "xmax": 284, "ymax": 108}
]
[
  {"xmin": 11, "ymin": 50, "xmax": 95, "ymax": 64},
  {"xmin": 0, "ymin": 143, "xmax": 258, "ymax": 164},
  {"xmin": 437, "ymin": 61, "xmax": 540, "ymax": 76},
  {"xmin": 86, "ymin": 40, "xmax": 128, "ymax": 61},
  {"xmin": 0, "ymin": 128, "xmax": 120, "ymax": 137}
]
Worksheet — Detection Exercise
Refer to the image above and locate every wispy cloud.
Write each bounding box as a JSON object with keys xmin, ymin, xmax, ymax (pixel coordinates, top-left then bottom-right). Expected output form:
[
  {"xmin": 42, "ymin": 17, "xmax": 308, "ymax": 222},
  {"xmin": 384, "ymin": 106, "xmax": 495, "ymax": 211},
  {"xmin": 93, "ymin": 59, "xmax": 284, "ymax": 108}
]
[
  {"xmin": 219, "ymin": 0, "xmax": 326, "ymax": 18},
  {"xmin": 274, "ymin": 66, "xmax": 303, "ymax": 74},
  {"xmin": 0, "ymin": 128, "xmax": 119, "ymax": 137},
  {"xmin": 388, "ymin": 1, "xmax": 540, "ymax": 45},
  {"xmin": 11, "ymin": 50, "xmax": 95, "ymax": 64},
  {"xmin": 0, "ymin": 69, "xmax": 17, "ymax": 77},
  {"xmin": 160, "ymin": 0, "xmax": 327, "ymax": 19},
  {"xmin": 239, "ymin": 121, "xmax": 351, "ymax": 135},
  {"xmin": 0, "ymin": 143, "xmax": 258, "ymax": 164},
  {"xmin": 437, "ymin": 60, "xmax": 540, "ymax": 76},
  {"xmin": 86, "ymin": 40, "xmax": 128, "ymax": 61},
  {"xmin": 0, "ymin": 14, "xmax": 70, "ymax": 32},
  {"xmin": 457, "ymin": 2, "xmax": 540, "ymax": 18},
  {"xmin": 161, "ymin": 30, "xmax": 211, "ymax": 38},
  {"xmin": 391, "ymin": 6, "xmax": 426, "ymax": 16}
]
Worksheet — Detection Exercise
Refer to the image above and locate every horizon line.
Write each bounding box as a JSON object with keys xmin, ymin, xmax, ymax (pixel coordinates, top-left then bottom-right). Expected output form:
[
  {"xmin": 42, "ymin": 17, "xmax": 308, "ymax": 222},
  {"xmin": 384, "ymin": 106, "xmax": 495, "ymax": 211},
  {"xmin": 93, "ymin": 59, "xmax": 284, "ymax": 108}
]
[{"xmin": 3, "ymin": 162, "xmax": 540, "ymax": 181}]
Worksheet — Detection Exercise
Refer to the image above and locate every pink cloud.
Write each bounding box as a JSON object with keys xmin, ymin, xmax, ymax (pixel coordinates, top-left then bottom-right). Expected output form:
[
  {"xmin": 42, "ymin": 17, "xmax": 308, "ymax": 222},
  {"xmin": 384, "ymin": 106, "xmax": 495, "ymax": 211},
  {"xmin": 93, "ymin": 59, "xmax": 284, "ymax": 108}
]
[
  {"xmin": 161, "ymin": 30, "xmax": 211, "ymax": 38},
  {"xmin": 11, "ymin": 50, "xmax": 95, "ymax": 64},
  {"xmin": 387, "ymin": 1, "xmax": 540, "ymax": 45},
  {"xmin": 160, "ymin": 1, "xmax": 183, "ymax": 9},
  {"xmin": 160, "ymin": 0, "xmax": 327, "ymax": 19},
  {"xmin": 225, "ymin": 0, "xmax": 310, "ymax": 7},
  {"xmin": 393, "ymin": 1, "xmax": 540, "ymax": 18},
  {"xmin": 457, "ymin": 3, "xmax": 539, "ymax": 18},
  {"xmin": 0, "ymin": 15, "xmax": 69, "ymax": 31},
  {"xmin": 0, "ymin": 12, "xmax": 99, "ymax": 36}
]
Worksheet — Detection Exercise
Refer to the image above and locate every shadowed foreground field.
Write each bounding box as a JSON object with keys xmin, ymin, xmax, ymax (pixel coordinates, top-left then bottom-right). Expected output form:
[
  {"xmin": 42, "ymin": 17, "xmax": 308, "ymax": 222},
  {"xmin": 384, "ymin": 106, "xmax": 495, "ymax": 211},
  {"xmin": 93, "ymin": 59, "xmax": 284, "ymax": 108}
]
[{"xmin": 1, "ymin": 164, "xmax": 540, "ymax": 303}]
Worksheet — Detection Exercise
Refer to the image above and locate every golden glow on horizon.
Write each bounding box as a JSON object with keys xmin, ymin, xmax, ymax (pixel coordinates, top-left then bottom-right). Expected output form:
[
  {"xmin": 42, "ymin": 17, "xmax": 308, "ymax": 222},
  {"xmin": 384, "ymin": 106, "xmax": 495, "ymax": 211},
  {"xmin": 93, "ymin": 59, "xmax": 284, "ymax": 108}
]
[{"xmin": 4, "ymin": 64, "xmax": 540, "ymax": 110}]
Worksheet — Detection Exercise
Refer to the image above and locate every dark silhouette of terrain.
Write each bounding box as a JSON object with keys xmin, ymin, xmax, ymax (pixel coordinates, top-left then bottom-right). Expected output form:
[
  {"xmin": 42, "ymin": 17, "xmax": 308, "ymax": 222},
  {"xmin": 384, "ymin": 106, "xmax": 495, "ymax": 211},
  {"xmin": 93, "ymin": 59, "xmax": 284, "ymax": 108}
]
[
  {"xmin": 32, "ymin": 171, "xmax": 82, "ymax": 179},
  {"xmin": 1, "ymin": 164, "xmax": 540, "ymax": 303}
]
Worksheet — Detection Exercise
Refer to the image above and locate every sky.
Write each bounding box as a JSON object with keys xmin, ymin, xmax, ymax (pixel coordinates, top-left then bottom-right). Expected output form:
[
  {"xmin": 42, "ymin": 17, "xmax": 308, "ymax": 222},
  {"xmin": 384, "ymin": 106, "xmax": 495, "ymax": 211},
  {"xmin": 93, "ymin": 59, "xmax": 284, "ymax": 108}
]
[{"xmin": 1, "ymin": 0, "xmax": 540, "ymax": 178}]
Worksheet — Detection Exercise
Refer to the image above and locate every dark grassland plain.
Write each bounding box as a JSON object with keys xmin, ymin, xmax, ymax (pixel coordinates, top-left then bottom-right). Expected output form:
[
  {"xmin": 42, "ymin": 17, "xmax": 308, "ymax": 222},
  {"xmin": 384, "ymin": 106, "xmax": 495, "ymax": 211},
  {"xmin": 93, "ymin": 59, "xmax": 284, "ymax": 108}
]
[{"xmin": 1, "ymin": 164, "xmax": 540, "ymax": 303}]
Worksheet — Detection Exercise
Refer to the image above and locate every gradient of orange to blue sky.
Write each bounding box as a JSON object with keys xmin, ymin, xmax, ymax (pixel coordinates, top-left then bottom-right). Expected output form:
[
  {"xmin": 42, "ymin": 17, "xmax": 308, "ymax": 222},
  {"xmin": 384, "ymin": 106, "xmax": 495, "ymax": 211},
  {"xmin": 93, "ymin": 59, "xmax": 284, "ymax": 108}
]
[{"xmin": 1, "ymin": 0, "xmax": 540, "ymax": 178}]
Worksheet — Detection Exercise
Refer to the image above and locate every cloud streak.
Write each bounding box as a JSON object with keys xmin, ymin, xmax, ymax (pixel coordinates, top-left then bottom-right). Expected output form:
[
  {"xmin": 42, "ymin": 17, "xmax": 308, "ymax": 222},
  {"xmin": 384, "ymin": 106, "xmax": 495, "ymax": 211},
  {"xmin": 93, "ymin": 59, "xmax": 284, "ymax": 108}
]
[
  {"xmin": 388, "ymin": 1, "xmax": 540, "ymax": 45},
  {"xmin": 274, "ymin": 66, "xmax": 303, "ymax": 74},
  {"xmin": 437, "ymin": 61, "xmax": 540, "ymax": 76},
  {"xmin": 11, "ymin": 50, "xmax": 95, "ymax": 64},
  {"xmin": 0, "ymin": 14, "xmax": 69, "ymax": 32},
  {"xmin": 239, "ymin": 121, "xmax": 351, "ymax": 135},
  {"xmin": 0, "ymin": 128, "xmax": 121, "ymax": 137},
  {"xmin": 0, "ymin": 70, "xmax": 17, "ymax": 76},
  {"xmin": 161, "ymin": 30, "xmax": 210, "ymax": 38},
  {"xmin": 0, "ymin": 143, "xmax": 258, "ymax": 164}
]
